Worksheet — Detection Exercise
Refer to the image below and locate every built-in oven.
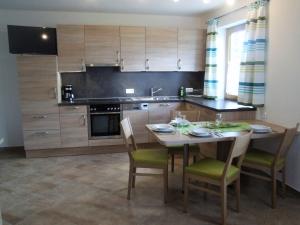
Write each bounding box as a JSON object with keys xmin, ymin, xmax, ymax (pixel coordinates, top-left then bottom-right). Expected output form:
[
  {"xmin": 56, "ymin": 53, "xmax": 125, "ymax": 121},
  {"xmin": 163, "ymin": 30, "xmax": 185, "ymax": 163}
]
[{"xmin": 88, "ymin": 104, "xmax": 122, "ymax": 139}]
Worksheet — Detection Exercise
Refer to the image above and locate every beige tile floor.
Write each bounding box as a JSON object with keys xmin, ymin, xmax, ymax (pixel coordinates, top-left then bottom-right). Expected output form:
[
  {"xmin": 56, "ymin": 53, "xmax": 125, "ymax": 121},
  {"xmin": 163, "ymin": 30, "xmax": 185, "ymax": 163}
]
[{"xmin": 0, "ymin": 149, "xmax": 300, "ymax": 225}]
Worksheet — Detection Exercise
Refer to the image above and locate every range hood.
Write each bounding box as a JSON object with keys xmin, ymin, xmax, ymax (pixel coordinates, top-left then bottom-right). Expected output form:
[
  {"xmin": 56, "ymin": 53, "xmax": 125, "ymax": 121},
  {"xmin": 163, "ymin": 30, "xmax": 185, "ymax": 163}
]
[{"xmin": 85, "ymin": 63, "xmax": 120, "ymax": 67}]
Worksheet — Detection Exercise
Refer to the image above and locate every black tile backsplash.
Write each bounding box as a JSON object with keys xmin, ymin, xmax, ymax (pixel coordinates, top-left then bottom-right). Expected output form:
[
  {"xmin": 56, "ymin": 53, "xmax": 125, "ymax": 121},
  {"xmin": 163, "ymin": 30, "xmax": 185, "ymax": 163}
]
[{"xmin": 61, "ymin": 67, "xmax": 204, "ymax": 98}]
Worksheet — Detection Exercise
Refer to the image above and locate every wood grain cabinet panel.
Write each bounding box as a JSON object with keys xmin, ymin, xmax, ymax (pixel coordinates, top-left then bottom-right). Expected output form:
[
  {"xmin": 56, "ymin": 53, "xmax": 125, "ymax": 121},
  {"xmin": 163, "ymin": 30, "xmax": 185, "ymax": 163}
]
[
  {"xmin": 120, "ymin": 26, "xmax": 146, "ymax": 72},
  {"xmin": 59, "ymin": 105, "xmax": 87, "ymax": 114},
  {"xmin": 22, "ymin": 114, "xmax": 60, "ymax": 130},
  {"xmin": 17, "ymin": 55, "xmax": 59, "ymax": 115},
  {"xmin": 60, "ymin": 113, "xmax": 88, "ymax": 148},
  {"xmin": 123, "ymin": 110, "xmax": 149, "ymax": 143},
  {"xmin": 23, "ymin": 130, "xmax": 61, "ymax": 150},
  {"xmin": 57, "ymin": 25, "xmax": 85, "ymax": 72},
  {"xmin": 146, "ymin": 27, "xmax": 178, "ymax": 71},
  {"xmin": 178, "ymin": 29, "xmax": 206, "ymax": 71},
  {"xmin": 85, "ymin": 25, "xmax": 120, "ymax": 65}
]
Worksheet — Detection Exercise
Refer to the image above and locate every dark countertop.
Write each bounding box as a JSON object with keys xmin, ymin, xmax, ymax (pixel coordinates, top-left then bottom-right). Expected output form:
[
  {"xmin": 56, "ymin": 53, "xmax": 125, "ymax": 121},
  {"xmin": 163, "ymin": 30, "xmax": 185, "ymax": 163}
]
[{"xmin": 58, "ymin": 96, "xmax": 256, "ymax": 112}]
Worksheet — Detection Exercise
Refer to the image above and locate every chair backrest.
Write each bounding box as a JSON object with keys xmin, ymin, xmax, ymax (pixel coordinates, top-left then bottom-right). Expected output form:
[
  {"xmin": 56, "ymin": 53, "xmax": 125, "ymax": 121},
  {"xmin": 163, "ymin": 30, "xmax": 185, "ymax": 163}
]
[
  {"xmin": 120, "ymin": 118, "xmax": 138, "ymax": 153},
  {"xmin": 170, "ymin": 110, "xmax": 200, "ymax": 122},
  {"xmin": 223, "ymin": 131, "xmax": 253, "ymax": 179},
  {"xmin": 273, "ymin": 123, "xmax": 299, "ymax": 167}
]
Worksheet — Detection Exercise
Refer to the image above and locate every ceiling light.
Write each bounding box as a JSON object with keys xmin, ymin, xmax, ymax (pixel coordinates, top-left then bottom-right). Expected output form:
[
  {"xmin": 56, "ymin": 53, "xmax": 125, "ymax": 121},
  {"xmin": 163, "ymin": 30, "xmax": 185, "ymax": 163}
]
[
  {"xmin": 227, "ymin": 0, "xmax": 235, "ymax": 5},
  {"xmin": 41, "ymin": 33, "xmax": 48, "ymax": 40},
  {"xmin": 203, "ymin": 0, "xmax": 211, "ymax": 4},
  {"xmin": 173, "ymin": 0, "xmax": 180, "ymax": 2}
]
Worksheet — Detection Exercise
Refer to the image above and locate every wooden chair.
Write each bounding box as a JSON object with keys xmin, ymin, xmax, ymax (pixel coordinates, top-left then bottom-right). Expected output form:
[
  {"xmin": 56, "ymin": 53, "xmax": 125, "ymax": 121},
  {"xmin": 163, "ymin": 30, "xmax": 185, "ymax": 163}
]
[
  {"xmin": 168, "ymin": 110, "xmax": 201, "ymax": 172},
  {"xmin": 120, "ymin": 117, "xmax": 169, "ymax": 203},
  {"xmin": 242, "ymin": 123, "xmax": 299, "ymax": 208},
  {"xmin": 184, "ymin": 131, "xmax": 253, "ymax": 225}
]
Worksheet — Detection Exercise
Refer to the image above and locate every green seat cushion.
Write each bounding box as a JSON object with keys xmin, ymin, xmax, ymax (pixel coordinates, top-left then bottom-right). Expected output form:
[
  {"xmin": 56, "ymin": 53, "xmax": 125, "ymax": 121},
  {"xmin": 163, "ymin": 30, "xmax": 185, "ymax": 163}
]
[
  {"xmin": 168, "ymin": 144, "xmax": 200, "ymax": 154},
  {"xmin": 132, "ymin": 149, "xmax": 168, "ymax": 166},
  {"xmin": 244, "ymin": 149, "xmax": 285, "ymax": 168},
  {"xmin": 185, "ymin": 158, "xmax": 240, "ymax": 180}
]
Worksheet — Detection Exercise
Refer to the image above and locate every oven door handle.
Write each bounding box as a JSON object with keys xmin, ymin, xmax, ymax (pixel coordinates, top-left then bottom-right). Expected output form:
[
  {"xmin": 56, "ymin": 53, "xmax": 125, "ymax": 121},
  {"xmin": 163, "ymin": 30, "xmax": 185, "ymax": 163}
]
[{"xmin": 89, "ymin": 112, "xmax": 121, "ymax": 115}]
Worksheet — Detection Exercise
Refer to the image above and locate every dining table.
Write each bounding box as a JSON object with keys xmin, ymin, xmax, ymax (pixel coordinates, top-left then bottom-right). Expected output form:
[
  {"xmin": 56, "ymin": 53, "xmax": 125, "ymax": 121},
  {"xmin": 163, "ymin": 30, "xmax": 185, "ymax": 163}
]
[{"xmin": 146, "ymin": 120, "xmax": 286, "ymax": 190}]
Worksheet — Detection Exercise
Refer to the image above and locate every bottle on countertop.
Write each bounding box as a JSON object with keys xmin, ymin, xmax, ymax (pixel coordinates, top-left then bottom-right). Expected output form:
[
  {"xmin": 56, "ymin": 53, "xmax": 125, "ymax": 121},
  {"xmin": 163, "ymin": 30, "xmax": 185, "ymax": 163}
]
[{"xmin": 179, "ymin": 86, "xmax": 186, "ymax": 97}]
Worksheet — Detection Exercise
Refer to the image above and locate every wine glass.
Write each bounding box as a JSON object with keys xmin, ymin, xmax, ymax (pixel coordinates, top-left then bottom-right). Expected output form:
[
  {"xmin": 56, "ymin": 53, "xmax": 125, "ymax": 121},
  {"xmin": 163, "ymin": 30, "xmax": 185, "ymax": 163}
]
[{"xmin": 215, "ymin": 113, "xmax": 223, "ymax": 127}]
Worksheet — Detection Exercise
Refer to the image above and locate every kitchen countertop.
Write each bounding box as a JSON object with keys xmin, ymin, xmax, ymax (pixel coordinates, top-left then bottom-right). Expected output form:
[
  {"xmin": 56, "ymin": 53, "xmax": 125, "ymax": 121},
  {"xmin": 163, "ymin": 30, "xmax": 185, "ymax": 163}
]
[{"xmin": 58, "ymin": 96, "xmax": 256, "ymax": 112}]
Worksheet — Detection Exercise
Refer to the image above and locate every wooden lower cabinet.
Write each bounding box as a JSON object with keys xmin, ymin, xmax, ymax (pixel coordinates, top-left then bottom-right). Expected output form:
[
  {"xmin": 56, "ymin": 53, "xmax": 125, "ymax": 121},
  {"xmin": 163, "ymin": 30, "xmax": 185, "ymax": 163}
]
[
  {"xmin": 123, "ymin": 110, "xmax": 149, "ymax": 144},
  {"xmin": 23, "ymin": 129, "xmax": 61, "ymax": 150},
  {"xmin": 59, "ymin": 106, "xmax": 88, "ymax": 148}
]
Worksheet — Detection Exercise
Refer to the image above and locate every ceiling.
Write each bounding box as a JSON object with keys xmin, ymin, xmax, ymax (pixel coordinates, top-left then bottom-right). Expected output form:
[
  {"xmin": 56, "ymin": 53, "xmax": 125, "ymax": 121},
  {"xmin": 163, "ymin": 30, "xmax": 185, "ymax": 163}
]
[{"xmin": 0, "ymin": 0, "xmax": 226, "ymax": 16}]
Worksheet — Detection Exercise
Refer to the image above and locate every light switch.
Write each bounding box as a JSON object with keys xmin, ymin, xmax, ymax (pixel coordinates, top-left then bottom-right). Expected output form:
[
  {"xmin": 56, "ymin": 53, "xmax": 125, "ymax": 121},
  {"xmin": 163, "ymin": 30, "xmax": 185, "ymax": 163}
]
[{"xmin": 126, "ymin": 88, "xmax": 135, "ymax": 94}]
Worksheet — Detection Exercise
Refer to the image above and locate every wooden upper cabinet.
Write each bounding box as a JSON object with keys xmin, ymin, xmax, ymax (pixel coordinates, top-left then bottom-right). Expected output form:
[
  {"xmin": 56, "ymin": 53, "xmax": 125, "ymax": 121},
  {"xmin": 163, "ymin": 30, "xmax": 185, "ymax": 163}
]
[
  {"xmin": 178, "ymin": 29, "xmax": 206, "ymax": 72},
  {"xmin": 56, "ymin": 25, "xmax": 85, "ymax": 72},
  {"xmin": 17, "ymin": 55, "xmax": 59, "ymax": 114},
  {"xmin": 146, "ymin": 27, "xmax": 178, "ymax": 71},
  {"xmin": 84, "ymin": 25, "xmax": 120, "ymax": 65},
  {"xmin": 120, "ymin": 26, "xmax": 146, "ymax": 72}
]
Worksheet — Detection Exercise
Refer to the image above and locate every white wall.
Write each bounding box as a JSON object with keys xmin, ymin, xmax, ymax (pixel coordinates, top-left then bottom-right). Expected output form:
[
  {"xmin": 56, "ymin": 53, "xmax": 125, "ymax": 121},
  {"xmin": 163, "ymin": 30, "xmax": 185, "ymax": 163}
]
[
  {"xmin": 201, "ymin": 0, "xmax": 300, "ymax": 191},
  {"xmin": 0, "ymin": 9, "xmax": 204, "ymax": 148}
]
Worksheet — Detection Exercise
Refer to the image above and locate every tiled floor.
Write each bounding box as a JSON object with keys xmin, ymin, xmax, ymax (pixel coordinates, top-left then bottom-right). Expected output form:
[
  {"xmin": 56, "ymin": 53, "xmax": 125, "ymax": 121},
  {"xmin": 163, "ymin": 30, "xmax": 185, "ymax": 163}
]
[{"xmin": 0, "ymin": 149, "xmax": 300, "ymax": 225}]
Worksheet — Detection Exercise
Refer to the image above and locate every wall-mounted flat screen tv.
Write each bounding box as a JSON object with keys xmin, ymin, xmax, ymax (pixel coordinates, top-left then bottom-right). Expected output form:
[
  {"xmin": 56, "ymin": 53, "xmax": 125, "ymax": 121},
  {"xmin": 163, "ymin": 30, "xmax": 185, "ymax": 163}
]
[{"xmin": 7, "ymin": 25, "xmax": 57, "ymax": 55}]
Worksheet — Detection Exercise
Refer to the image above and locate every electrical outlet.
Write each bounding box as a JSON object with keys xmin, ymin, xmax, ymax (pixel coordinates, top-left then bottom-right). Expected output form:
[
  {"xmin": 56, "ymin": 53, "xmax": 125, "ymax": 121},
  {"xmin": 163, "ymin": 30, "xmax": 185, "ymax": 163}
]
[
  {"xmin": 125, "ymin": 88, "xmax": 134, "ymax": 94},
  {"xmin": 185, "ymin": 88, "xmax": 193, "ymax": 93}
]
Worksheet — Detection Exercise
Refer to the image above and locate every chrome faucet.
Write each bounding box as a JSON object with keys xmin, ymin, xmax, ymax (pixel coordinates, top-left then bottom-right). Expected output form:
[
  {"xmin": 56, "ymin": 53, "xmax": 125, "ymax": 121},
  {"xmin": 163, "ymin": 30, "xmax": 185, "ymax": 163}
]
[{"xmin": 150, "ymin": 87, "xmax": 162, "ymax": 96}]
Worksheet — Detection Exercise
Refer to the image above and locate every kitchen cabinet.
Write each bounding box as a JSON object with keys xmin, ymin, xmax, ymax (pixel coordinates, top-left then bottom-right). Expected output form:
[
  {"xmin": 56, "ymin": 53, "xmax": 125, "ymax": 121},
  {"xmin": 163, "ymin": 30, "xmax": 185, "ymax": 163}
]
[
  {"xmin": 57, "ymin": 25, "xmax": 85, "ymax": 72},
  {"xmin": 146, "ymin": 27, "xmax": 178, "ymax": 71},
  {"xmin": 178, "ymin": 29, "xmax": 206, "ymax": 72},
  {"xmin": 120, "ymin": 26, "xmax": 146, "ymax": 72},
  {"xmin": 17, "ymin": 55, "xmax": 61, "ymax": 150},
  {"xmin": 59, "ymin": 106, "xmax": 88, "ymax": 148},
  {"xmin": 123, "ymin": 110, "xmax": 149, "ymax": 143},
  {"xmin": 148, "ymin": 103, "xmax": 182, "ymax": 142},
  {"xmin": 85, "ymin": 25, "xmax": 120, "ymax": 65}
]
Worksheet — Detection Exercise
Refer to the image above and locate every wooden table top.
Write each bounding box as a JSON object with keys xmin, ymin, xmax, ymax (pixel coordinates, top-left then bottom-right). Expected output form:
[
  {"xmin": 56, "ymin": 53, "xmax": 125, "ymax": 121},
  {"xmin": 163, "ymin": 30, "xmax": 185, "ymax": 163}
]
[{"xmin": 146, "ymin": 120, "xmax": 286, "ymax": 147}]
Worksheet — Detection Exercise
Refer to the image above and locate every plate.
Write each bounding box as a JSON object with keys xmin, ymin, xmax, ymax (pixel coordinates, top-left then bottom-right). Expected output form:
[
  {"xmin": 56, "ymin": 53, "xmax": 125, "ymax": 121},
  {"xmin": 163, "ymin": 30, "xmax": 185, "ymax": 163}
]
[
  {"xmin": 189, "ymin": 128, "xmax": 212, "ymax": 137},
  {"xmin": 250, "ymin": 124, "xmax": 272, "ymax": 133},
  {"xmin": 152, "ymin": 124, "xmax": 175, "ymax": 133},
  {"xmin": 169, "ymin": 119, "xmax": 190, "ymax": 127}
]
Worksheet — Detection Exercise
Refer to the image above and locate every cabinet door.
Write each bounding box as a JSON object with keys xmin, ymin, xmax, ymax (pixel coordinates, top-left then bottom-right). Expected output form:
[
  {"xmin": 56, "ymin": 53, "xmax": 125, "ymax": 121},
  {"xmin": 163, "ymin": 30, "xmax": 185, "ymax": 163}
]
[
  {"xmin": 120, "ymin": 26, "xmax": 146, "ymax": 72},
  {"xmin": 17, "ymin": 55, "xmax": 59, "ymax": 114},
  {"xmin": 23, "ymin": 130, "xmax": 61, "ymax": 150},
  {"xmin": 146, "ymin": 27, "xmax": 178, "ymax": 71},
  {"xmin": 57, "ymin": 25, "xmax": 85, "ymax": 72},
  {"xmin": 60, "ymin": 112, "xmax": 88, "ymax": 147},
  {"xmin": 85, "ymin": 25, "xmax": 120, "ymax": 65},
  {"xmin": 178, "ymin": 29, "xmax": 206, "ymax": 71},
  {"xmin": 123, "ymin": 110, "xmax": 149, "ymax": 143},
  {"xmin": 148, "ymin": 103, "xmax": 182, "ymax": 124}
]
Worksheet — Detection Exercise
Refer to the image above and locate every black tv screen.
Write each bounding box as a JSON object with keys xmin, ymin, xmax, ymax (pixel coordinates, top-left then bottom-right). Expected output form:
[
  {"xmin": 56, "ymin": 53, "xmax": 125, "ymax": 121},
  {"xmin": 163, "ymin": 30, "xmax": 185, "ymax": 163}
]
[{"xmin": 7, "ymin": 25, "xmax": 57, "ymax": 55}]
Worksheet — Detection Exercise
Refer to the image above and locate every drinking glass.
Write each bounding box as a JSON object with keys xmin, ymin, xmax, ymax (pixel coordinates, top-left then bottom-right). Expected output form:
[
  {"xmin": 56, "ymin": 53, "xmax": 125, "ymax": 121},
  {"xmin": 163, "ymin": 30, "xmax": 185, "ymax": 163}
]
[{"xmin": 215, "ymin": 113, "xmax": 223, "ymax": 127}]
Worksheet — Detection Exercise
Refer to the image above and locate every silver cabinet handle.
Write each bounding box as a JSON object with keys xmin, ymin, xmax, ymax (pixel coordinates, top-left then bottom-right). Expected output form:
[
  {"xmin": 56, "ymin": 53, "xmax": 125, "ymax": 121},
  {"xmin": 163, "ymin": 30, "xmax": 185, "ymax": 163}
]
[
  {"xmin": 145, "ymin": 59, "xmax": 150, "ymax": 70},
  {"xmin": 116, "ymin": 51, "xmax": 120, "ymax": 65},
  {"xmin": 53, "ymin": 87, "xmax": 57, "ymax": 99},
  {"xmin": 177, "ymin": 59, "xmax": 182, "ymax": 70},
  {"xmin": 81, "ymin": 115, "xmax": 86, "ymax": 126},
  {"xmin": 34, "ymin": 131, "xmax": 49, "ymax": 136},
  {"xmin": 32, "ymin": 115, "xmax": 47, "ymax": 119},
  {"xmin": 73, "ymin": 106, "xmax": 79, "ymax": 109},
  {"xmin": 120, "ymin": 58, "xmax": 124, "ymax": 71},
  {"xmin": 81, "ymin": 58, "xmax": 86, "ymax": 71},
  {"xmin": 159, "ymin": 103, "xmax": 170, "ymax": 107}
]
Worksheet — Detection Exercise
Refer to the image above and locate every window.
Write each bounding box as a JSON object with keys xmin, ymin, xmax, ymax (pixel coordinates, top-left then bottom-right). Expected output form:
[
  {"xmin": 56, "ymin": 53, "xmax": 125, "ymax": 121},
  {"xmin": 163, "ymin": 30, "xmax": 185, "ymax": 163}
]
[{"xmin": 225, "ymin": 24, "xmax": 245, "ymax": 99}]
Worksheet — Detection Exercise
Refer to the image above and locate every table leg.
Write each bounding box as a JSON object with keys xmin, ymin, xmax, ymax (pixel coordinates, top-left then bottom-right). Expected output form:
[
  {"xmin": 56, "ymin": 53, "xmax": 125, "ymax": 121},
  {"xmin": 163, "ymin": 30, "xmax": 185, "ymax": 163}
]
[{"xmin": 182, "ymin": 143, "xmax": 190, "ymax": 191}]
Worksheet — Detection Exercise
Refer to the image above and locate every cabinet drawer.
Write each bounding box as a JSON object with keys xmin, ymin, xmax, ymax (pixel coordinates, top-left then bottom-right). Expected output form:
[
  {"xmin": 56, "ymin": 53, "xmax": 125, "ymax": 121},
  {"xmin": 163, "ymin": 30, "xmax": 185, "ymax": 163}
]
[
  {"xmin": 59, "ymin": 105, "xmax": 87, "ymax": 114},
  {"xmin": 23, "ymin": 130, "xmax": 61, "ymax": 150},
  {"xmin": 21, "ymin": 100, "xmax": 59, "ymax": 114},
  {"xmin": 22, "ymin": 114, "xmax": 60, "ymax": 130}
]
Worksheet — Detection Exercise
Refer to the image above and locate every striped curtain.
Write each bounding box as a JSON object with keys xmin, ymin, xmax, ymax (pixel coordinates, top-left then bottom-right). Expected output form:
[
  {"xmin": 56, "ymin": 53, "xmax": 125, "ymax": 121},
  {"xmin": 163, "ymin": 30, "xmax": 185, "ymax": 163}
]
[
  {"xmin": 204, "ymin": 19, "xmax": 219, "ymax": 99},
  {"xmin": 238, "ymin": 0, "xmax": 268, "ymax": 106}
]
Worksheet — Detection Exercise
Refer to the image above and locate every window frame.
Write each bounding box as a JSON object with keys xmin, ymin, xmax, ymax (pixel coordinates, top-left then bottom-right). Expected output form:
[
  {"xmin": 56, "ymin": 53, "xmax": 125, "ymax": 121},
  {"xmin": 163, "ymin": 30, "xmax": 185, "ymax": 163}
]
[{"xmin": 225, "ymin": 23, "xmax": 246, "ymax": 101}]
